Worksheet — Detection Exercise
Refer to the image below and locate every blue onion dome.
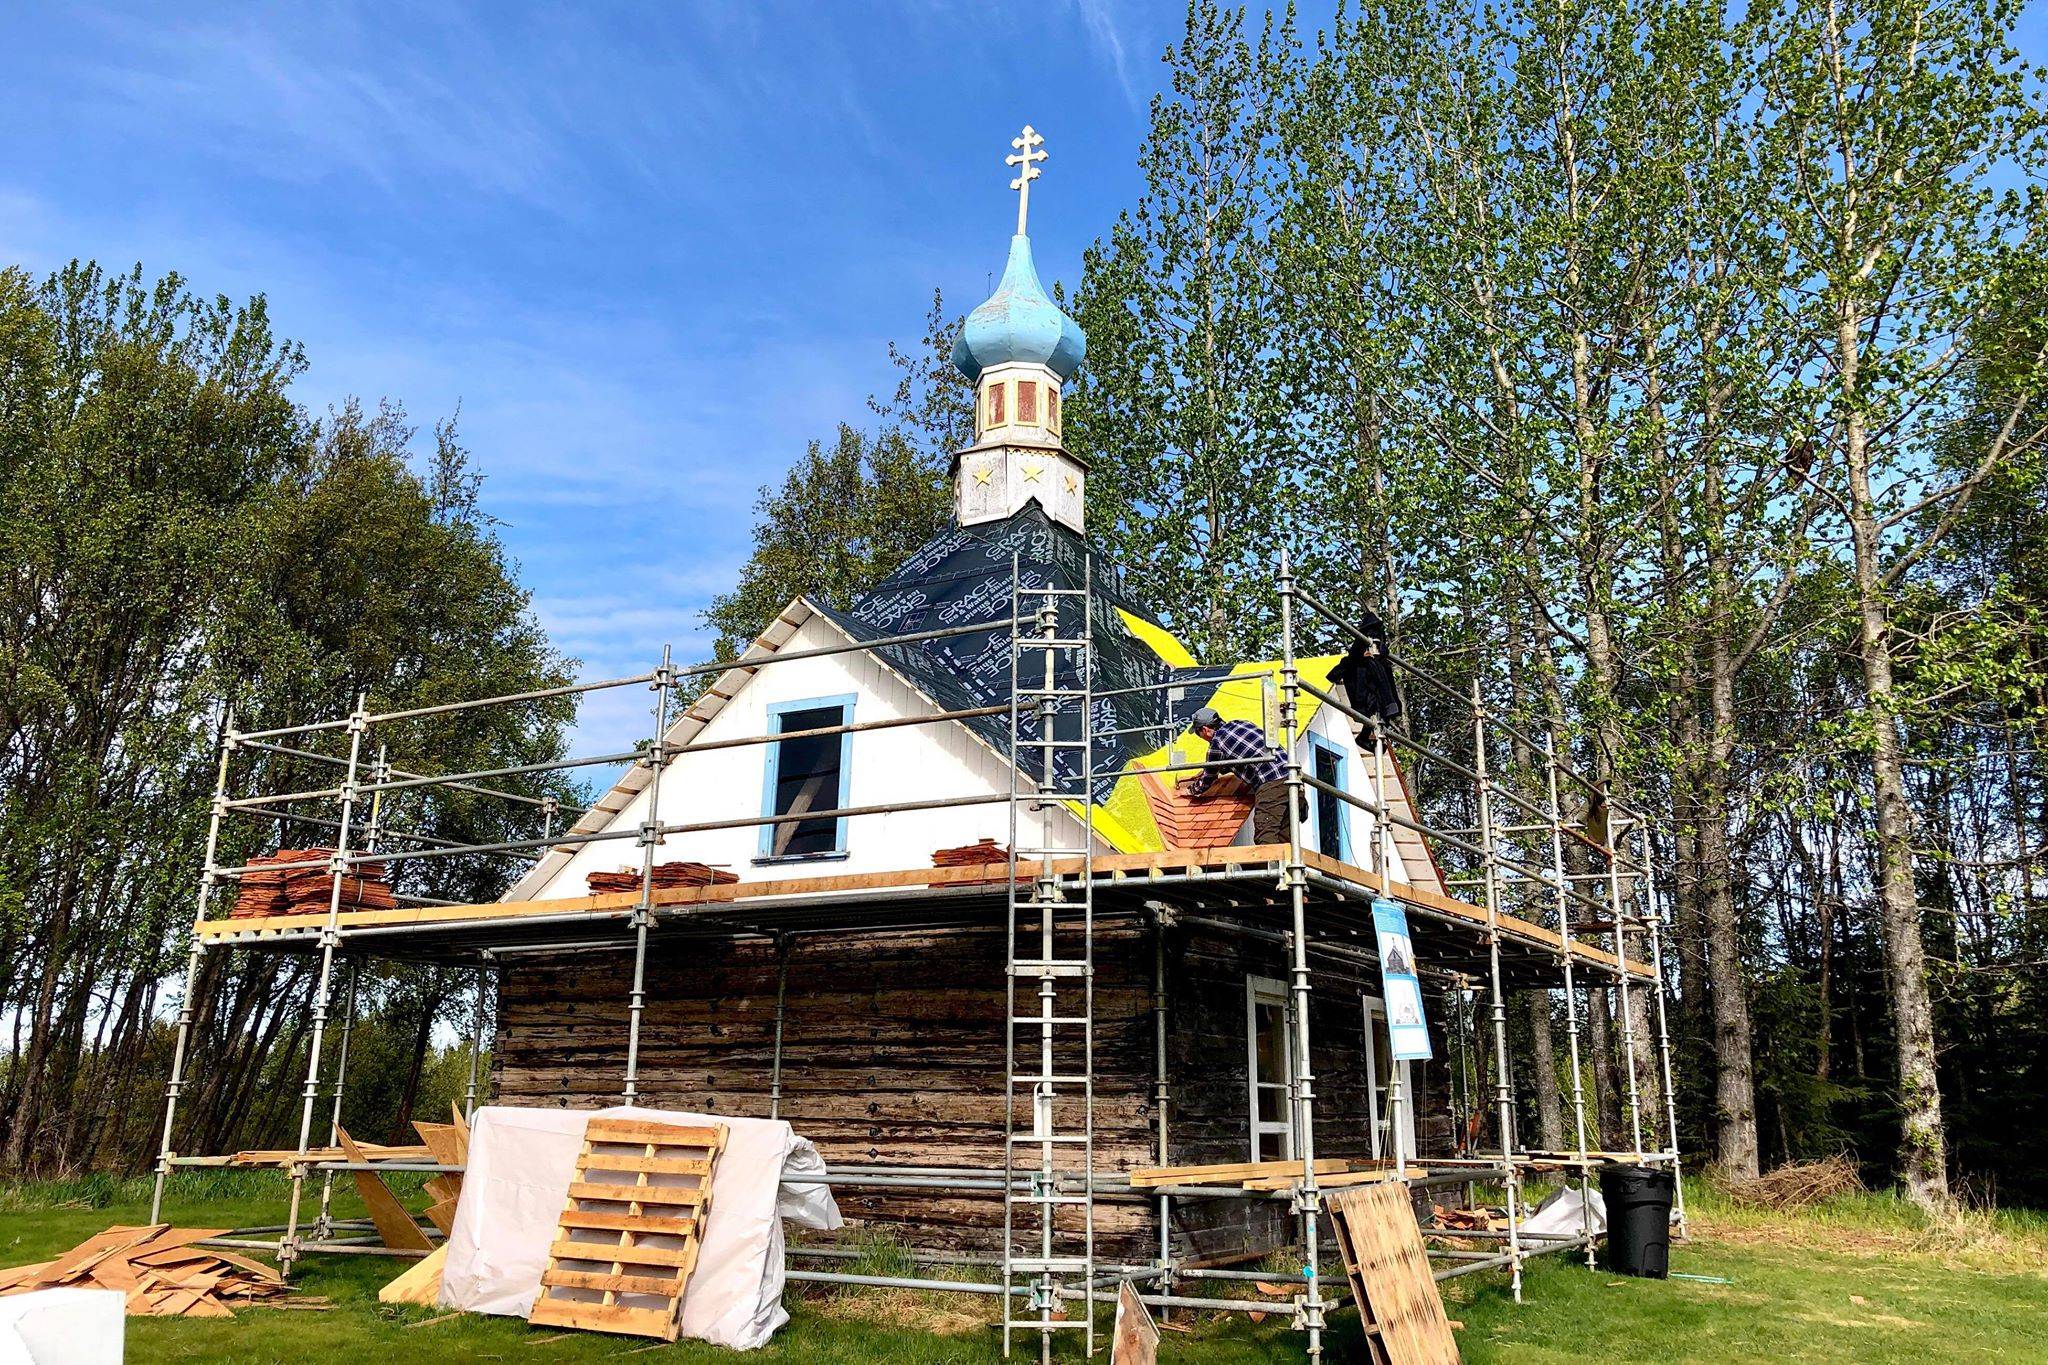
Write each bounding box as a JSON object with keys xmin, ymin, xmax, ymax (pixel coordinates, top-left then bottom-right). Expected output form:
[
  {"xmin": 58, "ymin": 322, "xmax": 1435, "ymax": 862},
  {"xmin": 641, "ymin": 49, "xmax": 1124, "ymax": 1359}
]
[{"xmin": 952, "ymin": 235, "xmax": 1087, "ymax": 383}]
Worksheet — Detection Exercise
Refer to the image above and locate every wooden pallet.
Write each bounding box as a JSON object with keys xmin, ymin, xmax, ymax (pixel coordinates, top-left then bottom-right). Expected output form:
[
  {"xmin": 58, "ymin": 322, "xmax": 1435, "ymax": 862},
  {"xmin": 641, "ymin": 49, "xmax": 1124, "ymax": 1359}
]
[
  {"xmin": 526, "ymin": 1117, "xmax": 727, "ymax": 1342},
  {"xmin": 1326, "ymin": 1182, "xmax": 1460, "ymax": 1365}
]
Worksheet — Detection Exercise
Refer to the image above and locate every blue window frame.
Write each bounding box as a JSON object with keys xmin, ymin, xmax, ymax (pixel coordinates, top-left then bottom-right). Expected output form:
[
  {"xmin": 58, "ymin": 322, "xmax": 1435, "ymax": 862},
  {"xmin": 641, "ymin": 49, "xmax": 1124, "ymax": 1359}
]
[
  {"xmin": 1307, "ymin": 733, "xmax": 1351, "ymax": 862},
  {"xmin": 758, "ymin": 693, "xmax": 856, "ymax": 861}
]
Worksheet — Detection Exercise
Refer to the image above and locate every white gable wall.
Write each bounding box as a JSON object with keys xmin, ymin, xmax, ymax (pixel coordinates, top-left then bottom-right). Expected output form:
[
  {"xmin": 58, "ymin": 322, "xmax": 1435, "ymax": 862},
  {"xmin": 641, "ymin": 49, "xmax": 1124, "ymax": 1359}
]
[
  {"xmin": 527, "ymin": 615, "xmax": 1095, "ymax": 900},
  {"xmin": 1295, "ymin": 701, "xmax": 1437, "ymax": 892}
]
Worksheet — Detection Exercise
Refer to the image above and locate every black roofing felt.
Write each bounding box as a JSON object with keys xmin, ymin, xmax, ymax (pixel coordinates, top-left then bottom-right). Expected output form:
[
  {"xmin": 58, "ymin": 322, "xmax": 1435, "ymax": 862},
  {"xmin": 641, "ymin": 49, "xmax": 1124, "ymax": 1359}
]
[{"xmin": 810, "ymin": 504, "xmax": 1233, "ymax": 803}]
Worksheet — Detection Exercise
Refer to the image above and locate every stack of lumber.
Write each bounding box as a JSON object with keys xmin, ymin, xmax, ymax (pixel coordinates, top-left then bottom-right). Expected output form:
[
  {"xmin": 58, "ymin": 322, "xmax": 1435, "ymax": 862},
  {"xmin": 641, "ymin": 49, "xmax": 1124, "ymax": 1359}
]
[
  {"xmin": 585, "ymin": 861, "xmax": 739, "ymax": 895},
  {"xmin": 1129, "ymin": 1158, "xmax": 1424, "ymax": 1192},
  {"xmin": 223, "ymin": 1140, "xmax": 429, "ymax": 1167},
  {"xmin": 232, "ymin": 847, "xmax": 393, "ymax": 918},
  {"xmin": 0, "ymin": 1224, "xmax": 314, "ymax": 1318}
]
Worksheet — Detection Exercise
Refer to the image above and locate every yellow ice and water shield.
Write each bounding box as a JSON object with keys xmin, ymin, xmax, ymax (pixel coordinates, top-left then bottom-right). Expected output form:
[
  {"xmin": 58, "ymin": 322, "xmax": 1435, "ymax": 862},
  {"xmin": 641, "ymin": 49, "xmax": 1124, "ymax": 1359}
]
[{"xmin": 1076, "ymin": 610, "xmax": 1338, "ymax": 854}]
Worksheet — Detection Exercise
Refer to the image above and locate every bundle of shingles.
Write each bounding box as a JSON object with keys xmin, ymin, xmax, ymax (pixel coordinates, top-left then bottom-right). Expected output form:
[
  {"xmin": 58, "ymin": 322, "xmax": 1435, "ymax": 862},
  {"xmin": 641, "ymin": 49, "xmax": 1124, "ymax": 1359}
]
[
  {"xmin": 585, "ymin": 861, "xmax": 739, "ymax": 895},
  {"xmin": 0, "ymin": 1224, "xmax": 314, "ymax": 1317},
  {"xmin": 232, "ymin": 847, "xmax": 394, "ymax": 919},
  {"xmin": 1431, "ymin": 1203, "xmax": 1506, "ymax": 1232},
  {"xmin": 931, "ymin": 838, "xmax": 1014, "ymax": 884}
]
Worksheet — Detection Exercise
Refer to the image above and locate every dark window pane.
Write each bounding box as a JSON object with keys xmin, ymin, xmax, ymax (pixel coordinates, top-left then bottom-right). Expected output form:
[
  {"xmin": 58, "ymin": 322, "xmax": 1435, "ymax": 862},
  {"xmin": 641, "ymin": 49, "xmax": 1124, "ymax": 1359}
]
[
  {"xmin": 1315, "ymin": 747, "xmax": 1344, "ymax": 858},
  {"xmin": 771, "ymin": 705, "xmax": 845, "ymax": 856}
]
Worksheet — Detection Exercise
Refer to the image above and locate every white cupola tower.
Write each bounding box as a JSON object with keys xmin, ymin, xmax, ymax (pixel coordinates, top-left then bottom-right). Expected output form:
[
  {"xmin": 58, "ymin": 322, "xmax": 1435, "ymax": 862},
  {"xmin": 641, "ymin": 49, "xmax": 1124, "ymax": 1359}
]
[{"xmin": 950, "ymin": 125, "xmax": 1089, "ymax": 533}]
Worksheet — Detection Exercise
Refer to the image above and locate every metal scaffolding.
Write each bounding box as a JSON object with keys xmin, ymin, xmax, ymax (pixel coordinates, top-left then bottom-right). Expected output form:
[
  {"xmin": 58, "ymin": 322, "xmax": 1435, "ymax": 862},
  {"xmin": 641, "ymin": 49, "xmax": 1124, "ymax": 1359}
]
[{"xmin": 144, "ymin": 552, "xmax": 1686, "ymax": 1355}]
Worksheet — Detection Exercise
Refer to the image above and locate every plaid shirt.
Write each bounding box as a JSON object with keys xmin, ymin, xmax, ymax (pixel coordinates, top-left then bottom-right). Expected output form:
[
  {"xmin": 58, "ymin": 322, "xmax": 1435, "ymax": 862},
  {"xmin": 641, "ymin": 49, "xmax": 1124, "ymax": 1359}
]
[{"xmin": 1189, "ymin": 718, "xmax": 1287, "ymax": 794}]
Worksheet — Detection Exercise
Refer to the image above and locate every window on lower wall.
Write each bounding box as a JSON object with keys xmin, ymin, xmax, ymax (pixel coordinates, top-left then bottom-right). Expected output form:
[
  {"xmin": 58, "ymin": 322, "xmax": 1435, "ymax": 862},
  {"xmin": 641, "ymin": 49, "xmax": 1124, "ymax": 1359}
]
[
  {"xmin": 1362, "ymin": 995, "xmax": 1416, "ymax": 1163},
  {"xmin": 759, "ymin": 695, "xmax": 854, "ymax": 861},
  {"xmin": 1246, "ymin": 974, "xmax": 1296, "ymax": 1161}
]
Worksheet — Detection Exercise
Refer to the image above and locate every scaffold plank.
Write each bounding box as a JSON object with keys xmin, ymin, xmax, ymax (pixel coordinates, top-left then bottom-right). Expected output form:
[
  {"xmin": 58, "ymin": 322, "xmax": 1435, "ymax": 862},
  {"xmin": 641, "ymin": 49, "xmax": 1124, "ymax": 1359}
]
[{"xmin": 191, "ymin": 845, "xmax": 1652, "ymax": 979}]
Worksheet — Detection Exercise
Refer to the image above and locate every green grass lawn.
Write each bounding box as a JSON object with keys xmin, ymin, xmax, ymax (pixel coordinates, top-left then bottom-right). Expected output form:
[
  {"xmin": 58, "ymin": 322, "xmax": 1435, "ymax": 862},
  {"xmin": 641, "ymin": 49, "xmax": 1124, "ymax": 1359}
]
[{"xmin": 3, "ymin": 1173, "xmax": 2045, "ymax": 1361}]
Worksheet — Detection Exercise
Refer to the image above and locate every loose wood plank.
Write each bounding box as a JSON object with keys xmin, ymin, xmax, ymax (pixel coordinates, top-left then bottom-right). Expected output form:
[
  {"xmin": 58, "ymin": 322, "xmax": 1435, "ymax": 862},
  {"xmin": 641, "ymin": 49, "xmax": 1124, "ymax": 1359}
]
[
  {"xmin": 338, "ymin": 1127, "xmax": 433, "ymax": 1252},
  {"xmin": 1128, "ymin": 1158, "xmax": 1348, "ymax": 1189},
  {"xmin": 377, "ymin": 1244, "xmax": 447, "ymax": 1306},
  {"xmin": 1325, "ymin": 1182, "xmax": 1460, "ymax": 1365}
]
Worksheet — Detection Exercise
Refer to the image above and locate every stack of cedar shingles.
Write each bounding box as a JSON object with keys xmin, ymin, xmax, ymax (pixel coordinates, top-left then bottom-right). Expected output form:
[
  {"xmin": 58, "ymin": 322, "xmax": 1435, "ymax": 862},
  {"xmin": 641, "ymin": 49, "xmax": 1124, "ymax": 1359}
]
[
  {"xmin": 1135, "ymin": 768, "xmax": 1256, "ymax": 849},
  {"xmin": 234, "ymin": 848, "xmax": 394, "ymax": 918},
  {"xmin": 931, "ymin": 838, "xmax": 1010, "ymax": 868},
  {"xmin": 231, "ymin": 848, "xmax": 325, "ymax": 918},
  {"xmin": 0, "ymin": 1224, "xmax": 312, "ymax": 1317},
  {"xmin": 931, "ymin": 838, "xmax": 1014, "ymax": 884},
  {"xmin": 585, "ymin": 861, "xmax": 740, "ymax": 895}
]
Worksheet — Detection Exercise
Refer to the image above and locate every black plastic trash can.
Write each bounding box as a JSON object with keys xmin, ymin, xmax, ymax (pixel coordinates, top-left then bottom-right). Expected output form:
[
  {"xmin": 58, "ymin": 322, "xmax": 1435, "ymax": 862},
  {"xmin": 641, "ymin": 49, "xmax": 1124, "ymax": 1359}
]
[{"xmin": 1599, "ymin": 1163, "xmax": 1674, "ymax": 1278}]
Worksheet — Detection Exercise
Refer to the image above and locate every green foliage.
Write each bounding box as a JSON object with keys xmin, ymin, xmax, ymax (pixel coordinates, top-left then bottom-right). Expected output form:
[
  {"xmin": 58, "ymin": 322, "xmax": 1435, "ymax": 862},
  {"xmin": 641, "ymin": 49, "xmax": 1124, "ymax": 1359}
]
[
  {"xmin": 0, "ymin": 261, "xmax": 572, "ymax": 1174},
  {"xmin": 703, "ymin": 290, "xmax": 965, "ymax": 659},
  {"xmin": 1067, "ymin": 0, "xmax": 1304, "ymax": 660},
  {"xmin": 701, "ymin": 423, "xmax": 950, "ymax": 659}
]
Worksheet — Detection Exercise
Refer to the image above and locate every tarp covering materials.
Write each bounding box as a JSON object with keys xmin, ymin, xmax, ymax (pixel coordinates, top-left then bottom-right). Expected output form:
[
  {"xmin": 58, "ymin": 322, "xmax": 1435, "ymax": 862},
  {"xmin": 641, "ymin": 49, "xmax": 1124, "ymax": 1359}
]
[
  {"xmin": 1521, "ymin": 1183, "xmax": 1607, "ymax": 1238},
  {"xmin": 440, "ymin": 1106, "xmax": 841, "ymax": 1350},
  {"xmin": 0, "ymin": 1288, "xmax": 123, "ymax": 1365}
]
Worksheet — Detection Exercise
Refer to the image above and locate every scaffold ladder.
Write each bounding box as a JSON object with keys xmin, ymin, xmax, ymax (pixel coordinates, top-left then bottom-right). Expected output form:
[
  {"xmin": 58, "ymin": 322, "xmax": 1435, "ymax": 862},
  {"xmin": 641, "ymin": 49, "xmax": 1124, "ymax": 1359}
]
[{"xmin": 1002, "ymin": 557, "xmax": 1095, "ymax": 1361}]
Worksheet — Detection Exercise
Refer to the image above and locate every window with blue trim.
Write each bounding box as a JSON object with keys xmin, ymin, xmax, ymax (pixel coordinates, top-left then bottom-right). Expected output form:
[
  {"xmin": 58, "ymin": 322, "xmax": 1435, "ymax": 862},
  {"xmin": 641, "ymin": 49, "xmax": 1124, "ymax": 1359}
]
[
  {"xmin": 1308, "ymin": 735, "xmax": 1350, "ymax": 861},
  {"xmin": 760, "ymin": 695, "xmax": 854, "ymax": 860}
]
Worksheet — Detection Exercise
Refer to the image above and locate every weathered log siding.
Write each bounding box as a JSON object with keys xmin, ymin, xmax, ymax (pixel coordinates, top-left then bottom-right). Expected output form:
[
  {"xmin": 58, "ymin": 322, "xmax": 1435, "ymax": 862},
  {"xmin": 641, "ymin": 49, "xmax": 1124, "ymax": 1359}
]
[
  {"xmin": 1160, "ymin": 926, "xmax": 1456, "ymax": 1262},
  {"xmin": 492, "ymin": 920, "xmax": 1451, "ymax": 1260},
  {"xmin": 494, "ymin": 926, "xmax": 1154, "ymax": 1253}
]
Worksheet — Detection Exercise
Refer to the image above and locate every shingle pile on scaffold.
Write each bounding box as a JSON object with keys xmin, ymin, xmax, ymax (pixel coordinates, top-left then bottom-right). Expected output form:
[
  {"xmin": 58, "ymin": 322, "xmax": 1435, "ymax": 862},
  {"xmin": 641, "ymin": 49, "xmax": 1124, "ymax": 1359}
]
[
  {"xmin": 585, "ymin": 862, "xmax": 740, "ymax": 895},
  {"xmin": 931, "ymin": 838, "xmax": 1010, "ymax": 868},
  {"xmin": 930, "ymin": 838, "xmax": 1015, "ymax": 883},
  {"xmin": 231, "ymin": 848, "xmax": 394, "ymax": 919}
]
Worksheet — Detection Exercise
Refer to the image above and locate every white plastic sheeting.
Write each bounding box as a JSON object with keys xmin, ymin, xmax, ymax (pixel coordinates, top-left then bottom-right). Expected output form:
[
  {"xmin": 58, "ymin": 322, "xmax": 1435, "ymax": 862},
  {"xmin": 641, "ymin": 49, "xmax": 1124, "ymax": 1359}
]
[
  {"xmin": 0, "ymin": 1288, "xmax": 123, "ymax": 1364},
  {"xmin": 1521, "ymin": 1182, "xmax": 1606, "ymax": 1238},
  {"xmin": 439, "ymin": 1105, "xmax": 841, "ymax": 1350}
]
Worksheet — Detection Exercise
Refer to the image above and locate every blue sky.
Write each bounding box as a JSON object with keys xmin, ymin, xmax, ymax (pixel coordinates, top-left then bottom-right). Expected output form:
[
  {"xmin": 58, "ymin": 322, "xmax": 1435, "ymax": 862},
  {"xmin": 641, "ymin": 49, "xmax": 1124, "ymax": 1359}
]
[
  {"xmin": 6, "ymin": 4, "xmax": 2043, "ymax": 759},
  {"xmin": 1, "ymin": 1, "xmax": 1175, "ymax": 755}
]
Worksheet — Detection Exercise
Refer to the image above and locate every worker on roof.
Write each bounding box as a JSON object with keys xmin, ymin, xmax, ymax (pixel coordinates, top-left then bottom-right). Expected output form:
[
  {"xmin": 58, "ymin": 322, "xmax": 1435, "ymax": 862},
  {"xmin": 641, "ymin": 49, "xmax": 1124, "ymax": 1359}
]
[{"xmin": 1179, "ymin": 707, "xmax": 1304, "ymax": 845}]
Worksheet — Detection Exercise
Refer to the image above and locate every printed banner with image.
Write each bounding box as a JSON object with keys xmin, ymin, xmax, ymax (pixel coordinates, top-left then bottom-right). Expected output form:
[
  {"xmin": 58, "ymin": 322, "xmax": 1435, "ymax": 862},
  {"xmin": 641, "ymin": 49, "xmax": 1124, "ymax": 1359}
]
[{"xmin": 1372, "ymin": 898, "xmax": 1433, "ymax": 1060}]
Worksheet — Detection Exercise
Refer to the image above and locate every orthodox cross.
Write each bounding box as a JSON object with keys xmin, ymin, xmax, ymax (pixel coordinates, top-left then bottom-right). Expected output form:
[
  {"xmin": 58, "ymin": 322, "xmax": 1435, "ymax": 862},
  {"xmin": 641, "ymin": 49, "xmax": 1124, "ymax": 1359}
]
[{"xmin": 1006, "ymin": 124, "xmax": 1046, "ymax": 235}]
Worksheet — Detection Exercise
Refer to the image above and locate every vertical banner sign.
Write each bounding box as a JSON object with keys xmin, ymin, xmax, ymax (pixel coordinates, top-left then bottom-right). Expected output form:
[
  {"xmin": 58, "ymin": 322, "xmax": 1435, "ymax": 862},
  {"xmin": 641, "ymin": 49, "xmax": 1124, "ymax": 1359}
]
[{"xmin": 1372, "ymin": 898, "xmax": 1433, "ymax": 1059}]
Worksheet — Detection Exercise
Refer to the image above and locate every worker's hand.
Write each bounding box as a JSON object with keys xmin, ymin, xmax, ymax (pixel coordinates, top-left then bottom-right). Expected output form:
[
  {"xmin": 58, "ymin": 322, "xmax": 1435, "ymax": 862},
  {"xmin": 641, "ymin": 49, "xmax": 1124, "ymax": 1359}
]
[{"xmin": 1176, "ymin": 778, "xmax": 1199, "ymax": 796}]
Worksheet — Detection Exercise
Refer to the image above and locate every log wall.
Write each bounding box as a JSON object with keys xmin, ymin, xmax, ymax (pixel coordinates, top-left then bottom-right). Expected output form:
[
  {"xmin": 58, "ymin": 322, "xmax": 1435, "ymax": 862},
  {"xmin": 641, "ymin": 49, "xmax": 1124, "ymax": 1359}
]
[{"xmin": 492, "ymin": 920, "xmax": 1454, "ymax": 1261}]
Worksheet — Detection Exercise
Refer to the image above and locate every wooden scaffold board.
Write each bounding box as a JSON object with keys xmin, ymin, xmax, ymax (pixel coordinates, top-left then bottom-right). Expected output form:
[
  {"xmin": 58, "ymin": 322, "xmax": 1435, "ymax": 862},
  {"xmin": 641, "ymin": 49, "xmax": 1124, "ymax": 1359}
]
[
  {"xmin": 1326, "ymin": 1181, "xmax": 1461, "ymax": 1365},
  {"xmin": 526, "ymin": 1117, "xmax": 727, "ymax": 1342}
]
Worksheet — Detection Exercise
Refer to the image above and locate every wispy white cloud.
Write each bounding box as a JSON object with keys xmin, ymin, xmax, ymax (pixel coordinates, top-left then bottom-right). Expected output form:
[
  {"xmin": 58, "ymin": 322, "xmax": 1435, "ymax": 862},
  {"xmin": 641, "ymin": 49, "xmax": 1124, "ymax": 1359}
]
[
  {"xmin": 73, "ymin": 8, "xmax": 572, "ymax": 205},
  {"xmin": 1072, "ymin": 0, "xmax": 1142, "ymax": 109}
]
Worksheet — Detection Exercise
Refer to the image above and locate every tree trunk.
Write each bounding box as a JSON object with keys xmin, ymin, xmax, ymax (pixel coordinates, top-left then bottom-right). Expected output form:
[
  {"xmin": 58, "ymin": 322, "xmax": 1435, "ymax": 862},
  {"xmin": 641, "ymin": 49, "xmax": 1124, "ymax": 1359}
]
[
  {"xmin": 1839, "ymin": 307, "xmax": 1950, "ymax": 1210},
  {"xmin": 1526, "ymin": 991, "xmax": 1566, "ymax": 1150}
]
